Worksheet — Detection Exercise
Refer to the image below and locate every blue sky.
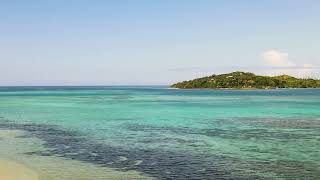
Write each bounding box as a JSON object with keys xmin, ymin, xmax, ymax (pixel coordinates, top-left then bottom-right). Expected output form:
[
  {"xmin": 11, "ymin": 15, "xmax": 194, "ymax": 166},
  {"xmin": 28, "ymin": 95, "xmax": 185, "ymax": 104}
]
[{"xmin": 1, "ymin": 0, "xmax": 319, "ymax": 85}]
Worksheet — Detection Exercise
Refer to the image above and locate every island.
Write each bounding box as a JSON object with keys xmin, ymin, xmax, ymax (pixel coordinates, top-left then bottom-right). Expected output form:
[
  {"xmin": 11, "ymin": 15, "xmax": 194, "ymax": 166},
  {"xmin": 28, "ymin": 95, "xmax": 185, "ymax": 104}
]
[{"xmin": 171, "ymin": 71, "xmax": 320, "ymax": 89}]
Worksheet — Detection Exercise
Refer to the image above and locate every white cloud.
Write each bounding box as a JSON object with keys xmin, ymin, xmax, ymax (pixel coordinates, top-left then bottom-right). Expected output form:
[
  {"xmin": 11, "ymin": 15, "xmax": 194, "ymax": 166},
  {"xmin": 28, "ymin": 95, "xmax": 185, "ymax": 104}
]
[
  {"xmin": 260, "ymin": 50, "xmax": 318, "ymax": 78},
  {"xmin": 261, "ymin": 50, "xmax": 295, "ymax": 67}
]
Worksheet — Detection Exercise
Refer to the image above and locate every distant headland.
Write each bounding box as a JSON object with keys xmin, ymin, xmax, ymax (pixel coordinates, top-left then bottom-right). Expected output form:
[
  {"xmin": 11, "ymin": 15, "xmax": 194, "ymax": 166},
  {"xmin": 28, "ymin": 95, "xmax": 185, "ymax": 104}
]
[{"xmin": 171, "ymin": 71, "xmax": 320, "ymax": 89}]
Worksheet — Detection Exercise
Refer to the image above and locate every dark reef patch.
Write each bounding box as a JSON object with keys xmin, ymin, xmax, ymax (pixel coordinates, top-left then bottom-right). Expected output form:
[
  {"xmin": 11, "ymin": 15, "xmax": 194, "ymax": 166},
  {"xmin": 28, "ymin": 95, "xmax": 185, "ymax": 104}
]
[
  {"xmin": 125, "ymin": 120, "xmax": 319, "ymax": 141},
  {"xmin": 0, "ymin": 121, "xmax": 236, "ymax": 180},
  {"xmin": 1, "ymin": 120, "xmax": 319, "ymax": 179}
]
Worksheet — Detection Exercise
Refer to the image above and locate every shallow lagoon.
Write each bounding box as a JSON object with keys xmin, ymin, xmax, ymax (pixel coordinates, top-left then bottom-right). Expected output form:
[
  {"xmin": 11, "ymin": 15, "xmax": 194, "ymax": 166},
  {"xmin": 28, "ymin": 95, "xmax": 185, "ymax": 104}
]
[{"xmin": 0, "ymin": 87, "xmax": 319, "ymax": 179}]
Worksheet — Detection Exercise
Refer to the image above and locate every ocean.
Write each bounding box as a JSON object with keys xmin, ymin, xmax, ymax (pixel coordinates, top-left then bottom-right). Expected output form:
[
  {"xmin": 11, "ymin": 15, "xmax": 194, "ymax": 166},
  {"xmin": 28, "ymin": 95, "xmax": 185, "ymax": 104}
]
[{"xmin": 0, "ymin": 86, "xmax": 319, "ymax": 179}]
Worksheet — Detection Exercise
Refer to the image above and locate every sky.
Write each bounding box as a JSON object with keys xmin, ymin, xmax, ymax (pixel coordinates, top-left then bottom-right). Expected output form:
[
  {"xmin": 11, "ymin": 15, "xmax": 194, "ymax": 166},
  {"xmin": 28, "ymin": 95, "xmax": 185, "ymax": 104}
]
[{"xmin": 0, "ymin": 0, "xmax": 320, "ymax": 85}]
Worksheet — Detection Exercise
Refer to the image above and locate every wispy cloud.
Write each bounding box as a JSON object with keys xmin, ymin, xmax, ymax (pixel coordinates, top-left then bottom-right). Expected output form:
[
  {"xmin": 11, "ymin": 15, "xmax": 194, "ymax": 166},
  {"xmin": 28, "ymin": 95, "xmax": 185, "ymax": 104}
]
[
  {"xmin": 168, "ymin": 50, "xmax": 319, "ymax": 78},
  {"xmin": 168, "ymin": 67, "xmax": 203, "ymax": 72},
  {"xmin": 168, "ymin": 65, "xmax": 320, "ymax": 72},
  {"xmin": 260, "ymin": 49, "xmax": 318, "ymax": 77}
]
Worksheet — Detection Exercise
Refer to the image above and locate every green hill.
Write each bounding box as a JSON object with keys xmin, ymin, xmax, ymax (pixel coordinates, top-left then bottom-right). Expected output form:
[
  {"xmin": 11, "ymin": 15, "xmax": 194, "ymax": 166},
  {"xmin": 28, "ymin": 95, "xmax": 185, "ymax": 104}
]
[{"xmin": 171, "ymin": 71, "xmax": 320, "ymax": 89}]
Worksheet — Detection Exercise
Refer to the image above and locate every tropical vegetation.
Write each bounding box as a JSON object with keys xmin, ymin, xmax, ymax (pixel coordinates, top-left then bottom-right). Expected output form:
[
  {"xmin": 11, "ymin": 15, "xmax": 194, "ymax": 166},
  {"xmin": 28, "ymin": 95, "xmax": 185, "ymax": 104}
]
[{"xmin": 171, "ymin": 72, "xmax": 320, "ymax": 89}]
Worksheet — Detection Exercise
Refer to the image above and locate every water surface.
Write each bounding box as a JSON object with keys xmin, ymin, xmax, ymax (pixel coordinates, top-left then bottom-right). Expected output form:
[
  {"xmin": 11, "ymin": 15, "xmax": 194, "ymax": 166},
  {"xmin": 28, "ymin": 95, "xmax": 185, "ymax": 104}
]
[{"xmin": 0, "ymin": 86, "xmax": 319, "ymax": 179}]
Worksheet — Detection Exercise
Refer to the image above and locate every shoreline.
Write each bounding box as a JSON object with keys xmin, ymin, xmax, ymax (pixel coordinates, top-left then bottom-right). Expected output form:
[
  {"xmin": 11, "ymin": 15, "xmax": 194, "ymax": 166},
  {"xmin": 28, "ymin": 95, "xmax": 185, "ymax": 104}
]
[{"xmin": 0, "ymin": 129, "xmax": 151, "ymax": 180}]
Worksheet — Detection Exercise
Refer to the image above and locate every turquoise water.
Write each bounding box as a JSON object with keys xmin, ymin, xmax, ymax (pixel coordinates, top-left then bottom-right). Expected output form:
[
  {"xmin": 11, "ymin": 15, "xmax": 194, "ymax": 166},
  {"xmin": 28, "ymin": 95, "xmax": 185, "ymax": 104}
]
[{"xmin": 0, "ymin": 86, "xmax": 319, "ymax": 179}]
